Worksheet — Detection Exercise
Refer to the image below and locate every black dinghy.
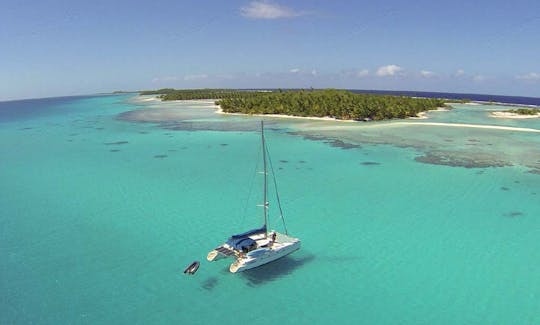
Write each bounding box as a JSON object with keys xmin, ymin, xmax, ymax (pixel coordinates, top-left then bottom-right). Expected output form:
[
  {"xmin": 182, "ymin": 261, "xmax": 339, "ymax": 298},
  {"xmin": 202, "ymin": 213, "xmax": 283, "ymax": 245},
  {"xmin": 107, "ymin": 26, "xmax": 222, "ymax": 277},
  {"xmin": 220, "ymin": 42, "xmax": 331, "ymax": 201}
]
[{"xmin": 184, "ymin": 261, "xmax": 200, "ymax": 275}]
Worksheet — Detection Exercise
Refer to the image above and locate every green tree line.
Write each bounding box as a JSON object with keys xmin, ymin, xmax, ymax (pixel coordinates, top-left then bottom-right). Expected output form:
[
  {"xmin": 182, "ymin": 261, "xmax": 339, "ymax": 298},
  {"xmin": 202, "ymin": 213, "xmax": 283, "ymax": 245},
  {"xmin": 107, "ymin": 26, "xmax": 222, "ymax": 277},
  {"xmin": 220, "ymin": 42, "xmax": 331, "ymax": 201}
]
[
  {"xmin": 507, "ymin": 108, "xmax": 540, "ymax": 115},
  {"xmin": 218, "ymin": 89, "xmax": 446, "ymax": 120},
  {"xmin": 139, "ymin": 88, "xmax": 257, "ymax": 100},
  {"xmin": 139, "ymin": 88, "xmax": 447, "ymax": 120}
]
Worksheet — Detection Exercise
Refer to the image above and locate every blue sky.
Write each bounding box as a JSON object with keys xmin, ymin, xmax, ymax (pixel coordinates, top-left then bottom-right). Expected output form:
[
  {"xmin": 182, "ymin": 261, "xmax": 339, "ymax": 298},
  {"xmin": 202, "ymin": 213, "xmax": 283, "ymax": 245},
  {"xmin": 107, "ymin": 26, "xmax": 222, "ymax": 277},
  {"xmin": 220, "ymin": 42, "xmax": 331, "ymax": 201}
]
[{"xmin": 1, "ymin": 0, "xmax": 539, "ymax": 100}]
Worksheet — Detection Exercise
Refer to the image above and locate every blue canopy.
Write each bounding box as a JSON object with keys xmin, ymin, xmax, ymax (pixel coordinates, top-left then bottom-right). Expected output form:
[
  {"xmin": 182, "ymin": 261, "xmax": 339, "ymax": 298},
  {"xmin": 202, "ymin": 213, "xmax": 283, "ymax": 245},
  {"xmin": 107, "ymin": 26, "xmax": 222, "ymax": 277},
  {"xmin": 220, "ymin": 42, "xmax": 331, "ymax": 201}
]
[
  {"xmin": 227, "ymin": 237, "xmax": 256, "ymax": 251},
  {"xmin": 226, "ymin": 225, "xmax": 266, "ymax": 251}
]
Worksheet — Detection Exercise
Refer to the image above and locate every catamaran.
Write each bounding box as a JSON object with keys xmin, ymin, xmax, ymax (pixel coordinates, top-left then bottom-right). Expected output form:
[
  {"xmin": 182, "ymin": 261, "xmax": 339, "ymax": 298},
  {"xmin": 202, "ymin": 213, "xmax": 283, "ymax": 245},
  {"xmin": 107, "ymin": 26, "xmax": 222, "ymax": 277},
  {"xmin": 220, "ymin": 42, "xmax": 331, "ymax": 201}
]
[{"xmin": 207, "ymin": 121, "xmax": 301, "ymax": 273}]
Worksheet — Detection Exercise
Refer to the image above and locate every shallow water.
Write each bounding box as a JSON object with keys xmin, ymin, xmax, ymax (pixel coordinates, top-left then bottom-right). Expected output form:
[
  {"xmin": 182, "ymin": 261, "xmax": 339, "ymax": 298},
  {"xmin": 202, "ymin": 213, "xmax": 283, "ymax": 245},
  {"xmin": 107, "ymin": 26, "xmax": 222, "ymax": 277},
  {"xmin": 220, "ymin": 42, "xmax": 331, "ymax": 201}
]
[{"xmin": 1, "ymin": 95, "xmax": 539, "ymax": 324}]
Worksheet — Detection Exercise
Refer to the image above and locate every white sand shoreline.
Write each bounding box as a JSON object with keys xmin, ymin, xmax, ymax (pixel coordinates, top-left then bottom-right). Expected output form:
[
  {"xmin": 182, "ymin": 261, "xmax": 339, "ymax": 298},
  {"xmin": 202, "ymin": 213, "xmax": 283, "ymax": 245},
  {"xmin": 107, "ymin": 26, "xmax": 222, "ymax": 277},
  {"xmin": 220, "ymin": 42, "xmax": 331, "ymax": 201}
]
[
  {"xmin": 133, "ymin": 95, "xmax": 448, "ymax": 122},
  {"xmin": 390, "ymin": 122, "xmax": 540, "ymax": 133},
  {"xmin": 214, "ymin": 106, "xmax": 356, "ymax": 122},
  {"xmin": 409, "ymin": 107, "xmax": 450, "ymax": 119},
  {"xmin": 128, "ymin": 95, "xmax": 540, "ymax": 134},
  {"xmin": 490, "ymin": 111, "xmax": 540, "ymax": 119}
]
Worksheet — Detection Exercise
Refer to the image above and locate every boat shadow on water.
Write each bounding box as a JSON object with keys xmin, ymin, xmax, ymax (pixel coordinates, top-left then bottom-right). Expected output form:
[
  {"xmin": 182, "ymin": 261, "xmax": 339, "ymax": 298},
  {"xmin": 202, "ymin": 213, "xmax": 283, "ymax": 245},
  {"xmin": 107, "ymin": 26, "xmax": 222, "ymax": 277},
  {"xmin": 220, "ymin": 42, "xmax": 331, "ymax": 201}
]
[
  {"xmin": 240, "ymin": 253, "xmax": 315, "ymax": 286},
  {"xmin": 201, "ymin": 276, "xmax": 219, "ymax": 291}
]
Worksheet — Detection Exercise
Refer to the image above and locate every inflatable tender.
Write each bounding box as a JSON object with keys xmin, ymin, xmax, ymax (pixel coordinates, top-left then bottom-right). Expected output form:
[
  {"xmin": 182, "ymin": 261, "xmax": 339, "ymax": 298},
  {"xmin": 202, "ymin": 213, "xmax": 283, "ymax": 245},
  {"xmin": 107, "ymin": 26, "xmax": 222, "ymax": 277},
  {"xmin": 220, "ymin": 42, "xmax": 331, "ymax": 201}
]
[{"xmin": 183, "ymin": 261, "xmax": 200, "ymax": 275}]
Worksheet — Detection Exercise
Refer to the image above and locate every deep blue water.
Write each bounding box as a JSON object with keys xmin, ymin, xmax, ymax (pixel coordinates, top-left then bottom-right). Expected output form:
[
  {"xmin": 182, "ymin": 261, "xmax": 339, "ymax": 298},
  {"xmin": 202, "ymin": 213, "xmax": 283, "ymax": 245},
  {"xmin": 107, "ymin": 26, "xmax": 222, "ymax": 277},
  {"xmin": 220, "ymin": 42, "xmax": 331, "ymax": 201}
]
[
  {"xmin": 0, "ymin": 95, "xmax": 119, "ymax": 122},
  {"xmin": 348, "ymin": 89, "xmax": 540, "ymax": 106},
  {"xmin": 2, "ymin": 90, "xmax": 539, "ymax": 110}
]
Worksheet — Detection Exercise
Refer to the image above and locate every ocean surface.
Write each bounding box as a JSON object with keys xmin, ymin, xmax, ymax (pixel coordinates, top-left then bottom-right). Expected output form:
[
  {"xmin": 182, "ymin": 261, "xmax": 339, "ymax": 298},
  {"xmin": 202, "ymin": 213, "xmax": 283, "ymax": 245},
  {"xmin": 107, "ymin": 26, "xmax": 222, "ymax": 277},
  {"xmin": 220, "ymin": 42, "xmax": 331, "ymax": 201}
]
[
  {"xmin": 1, "ymin": 94, "xmax": 539, "ymax": 324},
  {"xmin": 348, "ymin": 89, "xmax": 540, "ymax": 106}
]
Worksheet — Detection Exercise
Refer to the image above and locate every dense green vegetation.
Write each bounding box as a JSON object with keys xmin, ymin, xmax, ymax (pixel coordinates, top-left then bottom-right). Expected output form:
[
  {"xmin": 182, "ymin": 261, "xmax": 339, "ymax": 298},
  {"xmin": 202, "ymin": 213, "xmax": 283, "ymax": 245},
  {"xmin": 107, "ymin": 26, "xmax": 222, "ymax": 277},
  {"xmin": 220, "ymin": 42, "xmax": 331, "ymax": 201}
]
[
  {"xmin": 507, "ymin": 108, "xmax": 540, "ymax": 115},
  {"xmin": 217, "ymin": 89, "xmax": 446, "ymax": 120},
  {"xmin": 139, "ymin": 88, "xmax": 252, "ymax": 100},
  {"xmin": 444, "ymin": 99, "xmax": 471, "ymax": 103},
  {"xmin": 139, "ymin": 88, "xmax": 177, "ymax": 95},
  {"xmin": 140, "ymin": 88, "xmax": 447, "ymax": 121}
]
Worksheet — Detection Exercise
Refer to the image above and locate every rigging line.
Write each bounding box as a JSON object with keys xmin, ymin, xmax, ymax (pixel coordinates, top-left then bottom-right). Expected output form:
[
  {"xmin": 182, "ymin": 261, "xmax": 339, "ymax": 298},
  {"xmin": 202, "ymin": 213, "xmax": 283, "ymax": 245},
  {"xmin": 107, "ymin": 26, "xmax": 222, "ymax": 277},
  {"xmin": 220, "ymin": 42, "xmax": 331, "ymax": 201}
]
[
  {"xmin": 239, "ymin": 141, "xmax": 261, "ymax": 228},
  {"xmin": 265, "ymin": 142, "xmax": 289, "ymax": 235}
]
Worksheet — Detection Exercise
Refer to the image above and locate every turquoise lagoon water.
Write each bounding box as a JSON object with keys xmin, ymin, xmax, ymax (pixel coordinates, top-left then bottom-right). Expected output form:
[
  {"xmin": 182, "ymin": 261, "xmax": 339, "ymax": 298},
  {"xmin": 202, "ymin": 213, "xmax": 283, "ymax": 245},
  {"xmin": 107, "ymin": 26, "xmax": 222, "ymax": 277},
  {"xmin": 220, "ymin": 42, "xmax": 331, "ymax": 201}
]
[{"xmin": 1, "ymin": 95, "xmax": 540, "ymax": 324}]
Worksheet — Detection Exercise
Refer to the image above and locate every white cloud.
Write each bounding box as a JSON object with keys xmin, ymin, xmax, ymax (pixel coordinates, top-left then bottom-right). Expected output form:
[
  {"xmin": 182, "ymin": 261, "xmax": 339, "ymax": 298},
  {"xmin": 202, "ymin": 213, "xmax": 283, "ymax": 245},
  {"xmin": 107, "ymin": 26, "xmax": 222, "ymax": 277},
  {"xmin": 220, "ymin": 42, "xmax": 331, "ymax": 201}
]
[
  {"xmin": 356, "ymin": 69, "xmax": 369, "ymax": 77},
  {"xmin": 311, "ymin": 69, "xmax": 318, "ymax": 76},
  {"xmin": 376, "ymin": 64, "xmax": 403, "ymax": 77},
  {"xmin": 289, "ymin": 68, "xmax": 301, "ymax": 73},
  {"xmin": 183, "ymin": 74, "xmax": 208, "ymax": 81},
  {"xmin": 473, "ymin": 75, "xmax": 487, "ymax": 82},
  {"xmin": 420, "ymin": 70, "xmax": 435, "ymax": 78},
  {"xmin": 516, "ymin": 72, "xmax": 540, "ymax": 80},
  {"xmin": 454, "ymin": 69, "xmax": 465, "ymax": 77},
  {"xmin": 241, "ymin": 1, "xmax": 303, "ymax": 19}
]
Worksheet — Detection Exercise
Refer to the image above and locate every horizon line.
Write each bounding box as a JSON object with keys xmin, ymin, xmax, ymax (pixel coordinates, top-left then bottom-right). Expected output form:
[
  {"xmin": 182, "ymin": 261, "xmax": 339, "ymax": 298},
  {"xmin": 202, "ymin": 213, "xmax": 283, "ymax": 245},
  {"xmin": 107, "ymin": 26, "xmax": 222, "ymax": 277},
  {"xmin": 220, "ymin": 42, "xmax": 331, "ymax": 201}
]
[{"xmin": 1, "ymin": 88, "xmax": 539, "ymax": 103}]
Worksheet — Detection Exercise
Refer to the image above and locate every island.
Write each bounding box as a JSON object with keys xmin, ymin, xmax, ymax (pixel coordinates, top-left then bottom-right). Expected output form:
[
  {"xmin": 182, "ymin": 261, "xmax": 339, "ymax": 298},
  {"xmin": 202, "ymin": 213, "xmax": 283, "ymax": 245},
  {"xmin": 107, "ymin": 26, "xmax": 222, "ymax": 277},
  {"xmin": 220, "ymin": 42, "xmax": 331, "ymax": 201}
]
[
  {"xmin": 139, "ymin": 88, "xmax": 447, "ymax": 121},
  {"xmin": 491, "ymin": 107, "xmax": 540, "ymax": 119}
]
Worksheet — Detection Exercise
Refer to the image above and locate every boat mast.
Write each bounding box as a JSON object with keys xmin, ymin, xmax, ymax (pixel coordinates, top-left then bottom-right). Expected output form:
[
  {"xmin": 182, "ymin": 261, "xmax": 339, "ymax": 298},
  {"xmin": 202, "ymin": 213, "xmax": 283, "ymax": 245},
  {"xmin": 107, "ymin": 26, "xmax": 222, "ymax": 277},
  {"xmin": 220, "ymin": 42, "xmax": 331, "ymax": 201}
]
[{"xmin": 261, "ymin": 120, "xmax": 268, "ymax": 236}]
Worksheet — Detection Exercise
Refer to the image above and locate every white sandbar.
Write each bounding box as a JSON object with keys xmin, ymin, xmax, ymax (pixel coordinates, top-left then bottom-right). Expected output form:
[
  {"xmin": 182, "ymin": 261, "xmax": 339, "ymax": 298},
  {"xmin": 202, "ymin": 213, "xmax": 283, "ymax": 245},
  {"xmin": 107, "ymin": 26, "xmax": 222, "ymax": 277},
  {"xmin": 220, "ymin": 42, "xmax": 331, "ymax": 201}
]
[
  {"xmin": 490, "ymin": 111, "xmax": 540, "ymax": 119},
  {"xmin": 390, "ymin": 122, "xmax": 540, "ymax": 133}
]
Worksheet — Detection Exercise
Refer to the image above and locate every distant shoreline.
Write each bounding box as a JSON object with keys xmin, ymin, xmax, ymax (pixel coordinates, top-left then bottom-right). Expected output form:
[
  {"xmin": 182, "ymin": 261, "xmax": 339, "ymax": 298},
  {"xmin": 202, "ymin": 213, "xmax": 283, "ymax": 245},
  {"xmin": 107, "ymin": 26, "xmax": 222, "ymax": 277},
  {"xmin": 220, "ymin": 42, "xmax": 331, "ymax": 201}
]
[
  {"xmin": 490, "ymin": 111, "xmax": 540, "ymax": 119},
  {"xmin": 130, "ymin": 94, "xmax": 540, "ymax": 125},
  {"xmin": 388, "ymin": 122, "xmax": 540, "ymax": 133},
  {"xmin": 214, "ymin": 106, "xmax": 357, "ymax": 122},
  {"xmin": 134, "ymin": 94, "xmax": 446, "ymax": 122}
]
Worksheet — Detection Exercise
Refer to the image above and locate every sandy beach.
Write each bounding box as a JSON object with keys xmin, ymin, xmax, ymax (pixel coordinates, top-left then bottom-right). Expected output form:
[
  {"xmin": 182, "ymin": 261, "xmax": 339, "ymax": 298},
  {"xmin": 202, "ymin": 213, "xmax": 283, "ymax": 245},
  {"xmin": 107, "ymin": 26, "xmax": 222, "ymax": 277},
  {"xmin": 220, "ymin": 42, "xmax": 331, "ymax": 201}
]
[
  {"xmin": 390, "ymin": 122, "xmax": 540, "ymax": 133},
  {"xmin": 409, "ymin": 107, "xmax": 450, "ymax": 119},
  {"xmin": 490, "ymin": 111, "xmax": 540, "ymax": 119},
  {"xmin": 133, "ymin": 95, "xmax": 162, "ymax": 103},
  {"xmin": 215, "ymin": 107, "xmax": 356, "ymax": 122},
  {"xmin": 126, "ymin": 96, "xmax": 540, "ymax": 135}
]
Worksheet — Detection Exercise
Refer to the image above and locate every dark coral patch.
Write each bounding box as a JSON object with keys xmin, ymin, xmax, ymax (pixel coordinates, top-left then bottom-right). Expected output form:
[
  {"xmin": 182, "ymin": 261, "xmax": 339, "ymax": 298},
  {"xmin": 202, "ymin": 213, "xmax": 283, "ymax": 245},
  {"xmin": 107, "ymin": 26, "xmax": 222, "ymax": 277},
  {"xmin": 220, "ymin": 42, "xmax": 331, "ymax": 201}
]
[
  {"xmin": 110, "ymin": 149, "xmax": 121, "ymax": 152},
  {"xmin": 287, "ymin": 132, "xmax": 360, "ymax": 150},
  {"xmin": 360, "ymin": 161, "xmax": 381, "ymax": 166},
  {"xmin": 503, "ymin": 211, "xmax": 523, "ymax": 218},
  {"xmin": 415, "ymin": 152, "xmax": 510, "ymax": 168},
  {"xmin": 279, "ymin": 160, "xmax": 288, "ymax": 163},
  {"xmin": 500, "ymin": 187, "xmax": 510, "ymax": 191},
  {"xmin": 154, "ymin": 154, "xmax": 168, "ymax": 159},
  {"xmin": 104, "ymin": 141, "xmax": 129, "ymax": 145},
  {"xmin": 325, "ymin": 139, "xmax": 360, "ymax": 150},
  {"xmin": 298, "ymin": 160, "xmax": 306, "ymax": 163},
  {"xmin": 220, "ymin": 143, "xmax": 228, "ymax": 146}
]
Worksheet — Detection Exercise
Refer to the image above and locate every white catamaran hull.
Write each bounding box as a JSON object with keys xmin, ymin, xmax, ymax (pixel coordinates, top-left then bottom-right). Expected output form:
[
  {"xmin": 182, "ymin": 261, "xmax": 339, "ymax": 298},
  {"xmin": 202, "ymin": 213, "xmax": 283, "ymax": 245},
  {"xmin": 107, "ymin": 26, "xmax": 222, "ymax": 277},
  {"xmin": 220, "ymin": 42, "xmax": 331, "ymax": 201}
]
[
  {"xmin": 229, "ymin": 240, "xmax": 301, "ymax": 273},
  {"xmin": 206, "ymin": 122, "xmax": 302, "ymax": 274}
]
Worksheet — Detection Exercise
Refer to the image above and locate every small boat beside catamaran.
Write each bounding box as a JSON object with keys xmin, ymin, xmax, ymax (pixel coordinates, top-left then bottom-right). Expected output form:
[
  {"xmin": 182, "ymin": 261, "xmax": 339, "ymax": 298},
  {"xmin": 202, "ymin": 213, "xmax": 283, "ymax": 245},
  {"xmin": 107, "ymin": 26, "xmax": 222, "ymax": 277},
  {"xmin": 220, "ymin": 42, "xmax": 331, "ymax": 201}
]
[{"xmin": 207, "ymin": 121, "xmax": 301, "ymax": 273}]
